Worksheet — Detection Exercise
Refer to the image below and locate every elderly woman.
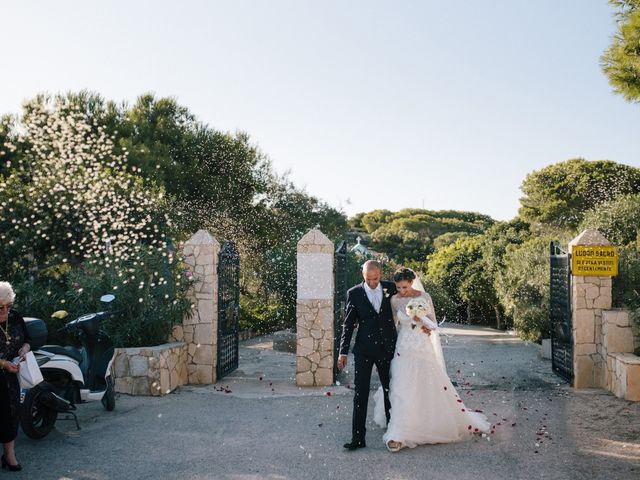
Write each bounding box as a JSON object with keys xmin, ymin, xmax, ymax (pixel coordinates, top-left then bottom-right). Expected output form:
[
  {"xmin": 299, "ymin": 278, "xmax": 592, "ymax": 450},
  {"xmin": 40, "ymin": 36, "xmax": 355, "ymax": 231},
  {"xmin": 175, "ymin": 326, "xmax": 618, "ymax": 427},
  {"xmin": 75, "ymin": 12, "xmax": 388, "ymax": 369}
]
[{"xmin": 0, "ymin": 282, "xmax": 30, "ymax": 472}]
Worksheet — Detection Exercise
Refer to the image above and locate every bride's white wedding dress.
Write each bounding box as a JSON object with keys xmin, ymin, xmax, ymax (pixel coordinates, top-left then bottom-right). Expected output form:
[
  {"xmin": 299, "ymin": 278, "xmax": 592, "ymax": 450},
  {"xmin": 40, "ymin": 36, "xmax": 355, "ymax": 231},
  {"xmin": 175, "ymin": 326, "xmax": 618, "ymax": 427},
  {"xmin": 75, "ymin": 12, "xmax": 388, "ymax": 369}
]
[{"xmin": 373, "ymin": 292, "xmax": 490, "ymax": 448}]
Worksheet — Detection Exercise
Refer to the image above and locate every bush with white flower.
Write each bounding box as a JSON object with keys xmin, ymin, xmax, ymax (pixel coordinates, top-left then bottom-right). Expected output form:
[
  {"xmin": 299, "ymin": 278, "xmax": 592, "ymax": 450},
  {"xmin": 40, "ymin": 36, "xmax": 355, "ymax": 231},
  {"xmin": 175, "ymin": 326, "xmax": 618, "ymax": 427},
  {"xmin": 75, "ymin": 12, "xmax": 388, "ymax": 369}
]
[{"xmin": 0, "ymin": 95, "xmax": 191, "ymax": 347}]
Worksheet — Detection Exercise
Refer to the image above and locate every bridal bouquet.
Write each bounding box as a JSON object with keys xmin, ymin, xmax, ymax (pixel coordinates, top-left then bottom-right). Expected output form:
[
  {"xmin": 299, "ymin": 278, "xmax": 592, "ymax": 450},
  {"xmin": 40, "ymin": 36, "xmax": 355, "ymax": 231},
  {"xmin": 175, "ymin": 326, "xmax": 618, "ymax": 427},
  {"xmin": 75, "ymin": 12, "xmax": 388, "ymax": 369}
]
[{"xmin": 405, "ymin": 297, "xmax": 436, "ymax": 330}]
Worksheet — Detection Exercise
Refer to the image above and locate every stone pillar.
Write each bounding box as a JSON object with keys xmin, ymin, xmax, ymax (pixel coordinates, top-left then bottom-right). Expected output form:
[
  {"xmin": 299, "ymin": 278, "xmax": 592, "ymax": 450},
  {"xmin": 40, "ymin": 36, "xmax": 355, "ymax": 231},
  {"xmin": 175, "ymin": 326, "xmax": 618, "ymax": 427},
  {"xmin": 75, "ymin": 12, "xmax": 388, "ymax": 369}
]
[
  {"xmin": 569, "ymin": 229, "xmax": 612, "ymax": 389},
  {"xmin": 177, "ymin": 230, "xmax": 220, "ymax": 384},
  {"xmin": 296, "ymin": 229, "xmax": 334, "ymax": 387}
]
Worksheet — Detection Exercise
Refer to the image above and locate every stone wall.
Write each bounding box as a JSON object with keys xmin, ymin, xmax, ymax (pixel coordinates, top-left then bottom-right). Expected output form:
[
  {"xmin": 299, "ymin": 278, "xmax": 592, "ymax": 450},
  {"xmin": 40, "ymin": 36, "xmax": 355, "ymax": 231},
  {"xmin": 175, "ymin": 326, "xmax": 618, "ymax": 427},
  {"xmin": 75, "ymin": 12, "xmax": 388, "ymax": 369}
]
[
  {"xmin": 173, "ymin": 230, "xmax": 219, "ymax": 385},
  {"xmin": 296, "ymin": 229, "xmax": 334, "ymax": 387},
  {"xmin": 603, "ymin": 310, "xmax": 640, "ymax": 401},
  {"xmin": 113, "ymin": 229, "xmax": 221, "ymax": 395},
  {"xmin": 113, "ymin": 342, "xmax": 187, "ymax": 396},
  {"xmin": 568, "ymin": 229, "xmax": 639, "ymax": 401}
]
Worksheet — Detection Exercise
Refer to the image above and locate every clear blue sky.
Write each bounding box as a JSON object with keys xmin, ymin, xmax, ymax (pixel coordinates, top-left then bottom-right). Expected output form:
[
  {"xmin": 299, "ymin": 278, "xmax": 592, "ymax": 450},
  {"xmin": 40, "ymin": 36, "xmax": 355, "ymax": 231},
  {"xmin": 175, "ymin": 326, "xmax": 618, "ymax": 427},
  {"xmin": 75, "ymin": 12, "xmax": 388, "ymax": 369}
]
[{"xmin": 1, "ymin": 1, "xmax": 638, "ymax": 221}]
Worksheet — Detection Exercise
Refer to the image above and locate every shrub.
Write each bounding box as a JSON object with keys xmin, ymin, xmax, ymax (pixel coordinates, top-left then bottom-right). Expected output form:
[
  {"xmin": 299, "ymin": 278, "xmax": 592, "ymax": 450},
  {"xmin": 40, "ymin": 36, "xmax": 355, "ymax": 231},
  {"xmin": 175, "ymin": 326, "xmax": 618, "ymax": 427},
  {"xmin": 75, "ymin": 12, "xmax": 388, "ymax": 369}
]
[
  {"xmin": 240, "ymin": 296, "xmax": 292, "ymax": 334},
  {"xmin": 495, "ymin": 236, "xmax": 552, "ymax": 342},
  {"xmin": 12, "ymin": 249, "xmax": 192, "ymax": 347}
]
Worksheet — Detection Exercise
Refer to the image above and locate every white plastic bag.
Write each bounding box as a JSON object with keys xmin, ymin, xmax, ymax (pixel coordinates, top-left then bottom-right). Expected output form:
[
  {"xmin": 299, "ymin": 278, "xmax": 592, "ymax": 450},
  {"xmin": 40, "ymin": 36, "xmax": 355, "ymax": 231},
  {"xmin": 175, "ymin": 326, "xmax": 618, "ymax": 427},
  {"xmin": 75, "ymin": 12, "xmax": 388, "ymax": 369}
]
[{"xmin": 13, "ymin": 351, "xmax": 44, "ymax": 388}]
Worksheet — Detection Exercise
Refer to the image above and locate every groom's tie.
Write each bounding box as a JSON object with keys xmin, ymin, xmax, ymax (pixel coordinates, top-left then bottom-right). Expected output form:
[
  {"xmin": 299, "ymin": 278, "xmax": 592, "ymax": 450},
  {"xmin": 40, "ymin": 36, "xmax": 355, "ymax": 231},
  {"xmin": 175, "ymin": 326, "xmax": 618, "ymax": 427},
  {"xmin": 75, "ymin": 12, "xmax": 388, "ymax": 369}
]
[{"xmin": 373, "ymin": 290, "xmax": 381, "ymax": 312}]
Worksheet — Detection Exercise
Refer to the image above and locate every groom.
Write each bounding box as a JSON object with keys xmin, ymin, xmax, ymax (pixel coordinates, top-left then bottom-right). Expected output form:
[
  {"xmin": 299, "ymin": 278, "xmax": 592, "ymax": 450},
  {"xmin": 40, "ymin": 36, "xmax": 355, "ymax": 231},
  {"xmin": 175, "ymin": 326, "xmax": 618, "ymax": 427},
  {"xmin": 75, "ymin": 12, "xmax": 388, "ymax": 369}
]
[{"xmin": 337, "ymin": 260, "xmax": 397, "ymax": 450}]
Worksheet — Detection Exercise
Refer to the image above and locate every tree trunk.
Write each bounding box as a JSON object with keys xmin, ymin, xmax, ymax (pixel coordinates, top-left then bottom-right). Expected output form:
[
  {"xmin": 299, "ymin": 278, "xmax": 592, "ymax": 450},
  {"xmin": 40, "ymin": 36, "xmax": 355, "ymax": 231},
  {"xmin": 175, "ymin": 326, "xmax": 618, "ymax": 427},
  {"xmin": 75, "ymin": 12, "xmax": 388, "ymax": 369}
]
[
  {"xmin": 466, "ymin": 303, "xmax": 472, "ymax": 325},
  {"xmin": 494, "ymin": 305, "xmax": 502, "ymax": 330}
]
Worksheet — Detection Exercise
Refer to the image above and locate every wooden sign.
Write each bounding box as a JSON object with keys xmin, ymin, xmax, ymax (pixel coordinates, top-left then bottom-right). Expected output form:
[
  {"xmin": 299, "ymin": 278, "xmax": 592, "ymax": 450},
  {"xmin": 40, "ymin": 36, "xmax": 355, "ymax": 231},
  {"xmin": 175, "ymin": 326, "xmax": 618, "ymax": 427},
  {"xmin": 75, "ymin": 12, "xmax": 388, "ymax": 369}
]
[{"xmin": 571, "ymin": 246, "xmax": 618, "ymax": 276}]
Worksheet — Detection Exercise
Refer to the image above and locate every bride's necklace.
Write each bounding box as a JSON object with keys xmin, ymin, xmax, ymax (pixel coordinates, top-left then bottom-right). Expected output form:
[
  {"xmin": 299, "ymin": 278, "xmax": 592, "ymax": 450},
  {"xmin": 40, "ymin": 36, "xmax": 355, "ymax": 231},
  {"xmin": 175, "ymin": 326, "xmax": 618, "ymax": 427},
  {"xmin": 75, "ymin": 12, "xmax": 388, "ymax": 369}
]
[{"xmin": 0, "ymin": 320, "xmax": 11, "ymax": 345}]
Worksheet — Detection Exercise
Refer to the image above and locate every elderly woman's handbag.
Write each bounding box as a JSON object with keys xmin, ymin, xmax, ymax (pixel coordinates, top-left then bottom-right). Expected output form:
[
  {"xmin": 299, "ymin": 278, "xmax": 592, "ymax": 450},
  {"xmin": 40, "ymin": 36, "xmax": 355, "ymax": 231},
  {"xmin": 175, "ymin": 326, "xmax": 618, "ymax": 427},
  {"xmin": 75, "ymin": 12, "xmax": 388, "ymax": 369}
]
[{"xmin": 14, "ymin": 352, "xmax": 44, "ymax": 388}]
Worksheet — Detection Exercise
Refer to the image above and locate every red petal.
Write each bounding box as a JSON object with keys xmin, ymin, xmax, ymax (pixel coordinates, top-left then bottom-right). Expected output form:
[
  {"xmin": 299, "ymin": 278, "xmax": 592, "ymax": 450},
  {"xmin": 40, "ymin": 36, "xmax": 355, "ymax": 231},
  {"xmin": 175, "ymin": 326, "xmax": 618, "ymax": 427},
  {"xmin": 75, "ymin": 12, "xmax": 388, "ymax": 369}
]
[
  {"xmin": 461, "ymin": 408, "xmax": 466, "ymax": 412},
  {"xmin": 326, "ymin": 392, "xmax": 332, "ymax": 397}
]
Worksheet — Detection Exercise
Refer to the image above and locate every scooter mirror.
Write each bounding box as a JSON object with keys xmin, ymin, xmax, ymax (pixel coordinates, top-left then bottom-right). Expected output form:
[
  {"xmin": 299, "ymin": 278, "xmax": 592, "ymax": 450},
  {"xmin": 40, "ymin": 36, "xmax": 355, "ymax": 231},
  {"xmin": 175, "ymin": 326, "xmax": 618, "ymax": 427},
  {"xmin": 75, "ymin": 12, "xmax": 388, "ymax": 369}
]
[{"xmin": 100, "ymin": 294, "xmax": 116, "ymax": 303}]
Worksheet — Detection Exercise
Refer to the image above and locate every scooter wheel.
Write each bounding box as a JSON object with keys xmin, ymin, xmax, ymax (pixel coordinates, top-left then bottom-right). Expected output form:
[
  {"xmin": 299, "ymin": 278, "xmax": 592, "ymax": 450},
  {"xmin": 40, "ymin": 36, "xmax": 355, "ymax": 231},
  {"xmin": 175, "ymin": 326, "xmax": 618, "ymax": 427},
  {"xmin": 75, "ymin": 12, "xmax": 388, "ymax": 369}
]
[
  {"xmin": 102, "ymin": 376, "xmax": 116, "ymax": 411},
  {"xmin": 19, "ymin": 382, "xmax": 58, "ymax": 439}
]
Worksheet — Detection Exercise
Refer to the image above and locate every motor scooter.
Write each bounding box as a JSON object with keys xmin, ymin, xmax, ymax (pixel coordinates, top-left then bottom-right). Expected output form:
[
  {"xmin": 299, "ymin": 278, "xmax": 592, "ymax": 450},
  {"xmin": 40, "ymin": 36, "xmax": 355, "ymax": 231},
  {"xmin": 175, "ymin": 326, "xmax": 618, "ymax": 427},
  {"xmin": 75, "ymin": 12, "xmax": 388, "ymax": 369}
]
[{"xmin": 20, "ymin": 294, "xmax": 117, "ymax": 439}]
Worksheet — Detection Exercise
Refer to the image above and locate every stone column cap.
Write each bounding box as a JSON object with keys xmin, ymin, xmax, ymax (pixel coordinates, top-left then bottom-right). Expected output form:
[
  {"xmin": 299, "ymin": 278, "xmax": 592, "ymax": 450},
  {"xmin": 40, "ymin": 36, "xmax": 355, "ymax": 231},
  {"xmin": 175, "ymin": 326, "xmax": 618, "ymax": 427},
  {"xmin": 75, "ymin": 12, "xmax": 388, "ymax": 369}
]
[
  {"xmin": 569, "ymin": 229, "xmax": 611, "ymax": 250},
  {"xmin": 297, "ymin": 229, "xmax": 332, "ymax": 248},
  {"xmin": 186, "ymin": 229, "xmax": 220, "ymax": 247}
]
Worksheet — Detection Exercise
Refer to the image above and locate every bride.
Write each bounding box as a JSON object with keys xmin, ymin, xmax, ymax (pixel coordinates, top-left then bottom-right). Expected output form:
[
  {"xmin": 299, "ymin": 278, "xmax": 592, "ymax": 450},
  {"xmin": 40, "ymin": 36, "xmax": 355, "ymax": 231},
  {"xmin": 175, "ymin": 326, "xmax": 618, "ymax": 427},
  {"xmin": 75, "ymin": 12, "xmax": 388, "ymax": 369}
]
[{"xmin": 374, "ymin": 268, "xmax": 490, "ymax": 451}]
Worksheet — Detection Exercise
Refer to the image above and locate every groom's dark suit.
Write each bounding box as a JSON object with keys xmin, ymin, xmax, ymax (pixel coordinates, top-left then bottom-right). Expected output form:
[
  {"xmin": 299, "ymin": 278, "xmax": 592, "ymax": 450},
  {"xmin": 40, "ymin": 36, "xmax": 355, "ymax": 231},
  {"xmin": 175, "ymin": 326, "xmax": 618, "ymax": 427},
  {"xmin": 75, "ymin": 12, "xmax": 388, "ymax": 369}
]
[{"xmin": 339, "ymin": 280, "xmax": 397, "ymax": 445}]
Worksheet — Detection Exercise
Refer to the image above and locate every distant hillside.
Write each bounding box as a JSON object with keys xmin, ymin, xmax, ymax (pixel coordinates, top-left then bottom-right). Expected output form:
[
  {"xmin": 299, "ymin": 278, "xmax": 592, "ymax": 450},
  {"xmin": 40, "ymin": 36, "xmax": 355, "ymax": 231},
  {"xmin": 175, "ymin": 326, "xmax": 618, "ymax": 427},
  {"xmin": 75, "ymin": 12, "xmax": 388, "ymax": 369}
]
[{"xmin": 350, "ymin": 208, "xmax": 496, "ymax": 263}]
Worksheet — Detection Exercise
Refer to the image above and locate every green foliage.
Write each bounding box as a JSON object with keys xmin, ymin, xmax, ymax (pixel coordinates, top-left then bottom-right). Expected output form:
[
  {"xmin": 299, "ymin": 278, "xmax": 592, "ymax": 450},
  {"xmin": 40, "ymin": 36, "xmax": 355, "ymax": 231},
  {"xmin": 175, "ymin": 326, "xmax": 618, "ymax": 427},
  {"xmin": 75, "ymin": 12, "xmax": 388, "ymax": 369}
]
[
  {"xmin": 613, "ymin": 244, "xmax": 640, "ymax": 308},
  {"xmin": 519, "ymin": 158, "xmax": 640, "ymax": 228},
  {"xmin": 612, "ymin": 245, "xmax": 640, "ymax": 353},
  {"xmin": 433, "ymin": 232, "xmax": 470, "ymax": 250},
  {"xmin": 580, "ymin": 193, "xmax": 640, "ymax": 246},
  {"xmin": 602, "ymin": 1, "xmax": 640, "ymax": 102},
  {"xmin": 427, "ymin": 237, "xmax": 482, "ymax": 306},
  {"xmin": 117, "ymin": 94, "xmax": 270, "ymax": 238},
  {"xmin": 0, "ymin": 95, "xmax": 172, "ymax": 279},
  {"xmin": 495, "ymin": 236, "xmax": 554, "ymax": 342},
  {"xmin": 242, "ymin": 177, "xmax": 349, "ymax": 318},
  {"xmin": 360, "ymin": 210, "xmax": 395, "ymax": 233},
  {"xmin": 12, "ymin": 250, "xmax": 191, "ymax": 347},
  {"xmin": 358, "ymin": 208, "xmax": 494, "ymax": 263},
  {"xmin": 420, "ymin": 277, "xmax": 459, "ymax": 324},
  {"xmin": 426, "ymin": 236, "xmax": 497, "ymax": 323},
  {"xmin": 345, "ymin": 251, "xmax": 366, "ymax": 288},
  {"xmin": 1, "ymin": 91, "xmax": 350, "ymax": 338},
  {"xmin": 0, "ymin": 94, "xmax": 197, "ymax": 346},
  {"xmin": 239, "ymin": 296, "xmax": 292, "ymax": 334}
]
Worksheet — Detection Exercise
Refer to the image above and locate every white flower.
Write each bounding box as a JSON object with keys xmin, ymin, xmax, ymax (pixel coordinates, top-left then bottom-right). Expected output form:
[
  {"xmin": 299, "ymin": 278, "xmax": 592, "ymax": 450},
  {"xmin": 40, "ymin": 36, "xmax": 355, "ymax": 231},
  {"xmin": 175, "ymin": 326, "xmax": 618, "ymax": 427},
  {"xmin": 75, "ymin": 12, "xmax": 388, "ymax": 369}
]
[{"xmin": 406, "ymin": 297, "xmax": 429, "ymax": 318}]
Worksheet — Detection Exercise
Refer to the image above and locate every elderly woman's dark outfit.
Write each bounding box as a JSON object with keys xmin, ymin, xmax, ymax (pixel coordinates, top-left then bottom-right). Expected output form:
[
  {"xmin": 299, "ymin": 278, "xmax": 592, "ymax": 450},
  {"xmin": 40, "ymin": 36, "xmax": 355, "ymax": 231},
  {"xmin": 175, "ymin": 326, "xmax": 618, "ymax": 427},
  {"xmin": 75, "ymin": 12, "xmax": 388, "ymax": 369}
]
[{"xmin": 0, "ymin": 310, "xmax": 30, "ymax": 443}]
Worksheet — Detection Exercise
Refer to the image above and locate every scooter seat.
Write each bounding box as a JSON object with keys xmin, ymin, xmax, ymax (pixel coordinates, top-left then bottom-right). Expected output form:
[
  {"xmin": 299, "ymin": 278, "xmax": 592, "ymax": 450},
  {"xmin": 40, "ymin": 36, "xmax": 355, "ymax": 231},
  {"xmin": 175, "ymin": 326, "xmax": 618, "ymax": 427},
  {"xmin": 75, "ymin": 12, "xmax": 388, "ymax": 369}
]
[{"xmin": 40, "ymin": 345, "xmax": 83, "ymax": 363}]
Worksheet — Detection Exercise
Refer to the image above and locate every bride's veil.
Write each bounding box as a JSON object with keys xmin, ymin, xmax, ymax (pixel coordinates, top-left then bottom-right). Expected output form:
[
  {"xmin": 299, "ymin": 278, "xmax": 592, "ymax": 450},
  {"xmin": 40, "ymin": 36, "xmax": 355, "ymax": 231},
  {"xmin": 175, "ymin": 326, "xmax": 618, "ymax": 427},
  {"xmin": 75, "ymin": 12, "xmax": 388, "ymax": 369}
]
[{"xmin": 408, "ymin": 269, "xmax": 447, "ymax": 373}]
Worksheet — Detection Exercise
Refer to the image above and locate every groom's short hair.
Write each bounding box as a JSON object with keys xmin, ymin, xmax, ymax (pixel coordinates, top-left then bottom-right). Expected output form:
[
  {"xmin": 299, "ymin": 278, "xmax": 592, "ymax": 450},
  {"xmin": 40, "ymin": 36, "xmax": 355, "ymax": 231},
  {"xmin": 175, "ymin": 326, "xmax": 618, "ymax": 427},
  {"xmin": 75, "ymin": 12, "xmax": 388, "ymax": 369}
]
[{"xmin": 362, "ymin": 260, "xmax": 382, "ymax": 273}]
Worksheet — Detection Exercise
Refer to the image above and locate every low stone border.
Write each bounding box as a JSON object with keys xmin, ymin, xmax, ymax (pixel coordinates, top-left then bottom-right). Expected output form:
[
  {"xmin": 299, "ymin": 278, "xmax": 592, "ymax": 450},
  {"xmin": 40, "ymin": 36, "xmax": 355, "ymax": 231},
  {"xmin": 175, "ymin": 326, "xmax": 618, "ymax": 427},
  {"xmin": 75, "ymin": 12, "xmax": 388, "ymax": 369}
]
[
  {"xmin": 113, "ymin": 342, "xmax": 188, "ymax": 396},
  {"xmin": 607, "ymin": 352, "xmax": 640, "ymax": 401}
]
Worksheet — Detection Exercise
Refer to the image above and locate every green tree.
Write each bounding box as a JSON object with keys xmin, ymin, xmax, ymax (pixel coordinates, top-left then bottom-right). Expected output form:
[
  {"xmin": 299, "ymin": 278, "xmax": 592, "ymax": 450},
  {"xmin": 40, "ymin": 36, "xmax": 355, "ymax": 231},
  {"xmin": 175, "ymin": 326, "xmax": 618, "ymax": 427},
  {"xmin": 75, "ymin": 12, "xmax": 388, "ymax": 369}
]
[
  {"xmin": 426, "ymin": 237, "xmax": 484, "ymax": 322},
  {"xmin": 495, "ymin": 236, "xmax": 554, "ymax": 342},
  {"xmin": 0, "ymin": 95, "xmax": 171, "ymax": 276},
  {"xmin": 580, "ymin": 193, "xmax": 640, "ymax": 246},
  {"xmin": 519, "ymin": 158, "xmax": 640, "ymax": 228},
  {"xmin": 115, "ymin": 94, "xmax": 271, "ymax": 240},
  {"xmin": 0, "ymin": 95, "xmax": 191, "ymax": 346},
  {"xmin": 358, "ymin": 208, "xmax": 494, "ymax": 263},
  {"xmin": 602, "ymin": 0, "xmax": 640, "ymax": 102}
]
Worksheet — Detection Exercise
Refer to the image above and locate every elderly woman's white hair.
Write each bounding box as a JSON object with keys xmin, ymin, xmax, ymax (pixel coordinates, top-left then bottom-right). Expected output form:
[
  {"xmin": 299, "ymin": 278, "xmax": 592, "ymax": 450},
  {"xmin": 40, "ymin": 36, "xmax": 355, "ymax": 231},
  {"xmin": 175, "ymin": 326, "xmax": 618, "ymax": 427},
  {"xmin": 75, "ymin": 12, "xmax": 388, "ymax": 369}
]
[{"xmin": 0, "ymin": 281, "xmax": 16, "ymax": 303}]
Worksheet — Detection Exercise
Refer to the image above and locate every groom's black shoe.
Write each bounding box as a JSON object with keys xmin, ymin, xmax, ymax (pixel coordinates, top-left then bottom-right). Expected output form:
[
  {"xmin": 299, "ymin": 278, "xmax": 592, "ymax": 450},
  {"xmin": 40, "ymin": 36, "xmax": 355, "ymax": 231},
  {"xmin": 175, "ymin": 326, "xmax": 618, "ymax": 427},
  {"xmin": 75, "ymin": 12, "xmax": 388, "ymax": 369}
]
[{"xmin": 343, "ymin": 440, "xmax": 366, "ymax": 451}]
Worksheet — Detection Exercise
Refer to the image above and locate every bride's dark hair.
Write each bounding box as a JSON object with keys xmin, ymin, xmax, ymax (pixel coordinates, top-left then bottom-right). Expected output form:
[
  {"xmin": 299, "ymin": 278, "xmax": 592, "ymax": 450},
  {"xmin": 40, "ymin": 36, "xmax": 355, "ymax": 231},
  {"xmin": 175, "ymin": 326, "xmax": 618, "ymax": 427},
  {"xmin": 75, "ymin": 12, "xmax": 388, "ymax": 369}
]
[{"xmin": 393, "ymin": 268, "xmax": 416, "ymax": 283}]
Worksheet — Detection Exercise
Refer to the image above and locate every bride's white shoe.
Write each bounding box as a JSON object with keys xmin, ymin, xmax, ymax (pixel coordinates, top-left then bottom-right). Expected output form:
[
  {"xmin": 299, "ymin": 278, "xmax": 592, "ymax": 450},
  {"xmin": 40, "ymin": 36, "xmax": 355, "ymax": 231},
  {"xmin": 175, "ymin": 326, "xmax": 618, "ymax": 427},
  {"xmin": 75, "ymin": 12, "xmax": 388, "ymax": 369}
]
[{"xmin": 386, "ymin": 440, "xmax": 402, "ymax": 453}]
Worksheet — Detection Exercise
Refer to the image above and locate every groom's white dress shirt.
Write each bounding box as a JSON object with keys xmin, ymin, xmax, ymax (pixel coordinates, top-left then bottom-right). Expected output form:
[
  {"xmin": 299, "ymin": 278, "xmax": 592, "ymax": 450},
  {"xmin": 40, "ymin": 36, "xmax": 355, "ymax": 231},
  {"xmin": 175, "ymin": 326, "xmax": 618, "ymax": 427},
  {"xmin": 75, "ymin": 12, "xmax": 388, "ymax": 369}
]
[{"xmin": 363, "ymin": 282, "xmax": 383, "ymax": 313}]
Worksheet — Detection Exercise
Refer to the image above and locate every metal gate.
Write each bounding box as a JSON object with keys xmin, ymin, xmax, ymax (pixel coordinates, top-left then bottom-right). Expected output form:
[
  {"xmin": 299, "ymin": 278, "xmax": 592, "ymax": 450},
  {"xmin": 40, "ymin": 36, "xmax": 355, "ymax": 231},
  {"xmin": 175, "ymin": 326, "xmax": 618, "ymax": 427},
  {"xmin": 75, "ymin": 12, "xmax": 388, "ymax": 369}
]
[
  {"xmin": 333, "ymin": 240, "xmax": 348, "ymax": 381},
  {"xmin": 549, "ymin": 241, "xmax": 573, "ymax": 383},
  {"xmin": 217, "ymin": 241, "xmax": 240, "ymax": 379}
]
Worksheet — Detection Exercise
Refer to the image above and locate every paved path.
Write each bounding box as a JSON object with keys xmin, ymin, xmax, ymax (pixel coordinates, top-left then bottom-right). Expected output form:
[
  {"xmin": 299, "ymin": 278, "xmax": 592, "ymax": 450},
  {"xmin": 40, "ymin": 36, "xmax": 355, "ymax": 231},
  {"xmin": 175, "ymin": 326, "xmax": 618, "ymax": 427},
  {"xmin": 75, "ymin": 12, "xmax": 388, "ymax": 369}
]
[{"xmin": 15, "ymin": 325, "xmax": 640, "ymax": 479}]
